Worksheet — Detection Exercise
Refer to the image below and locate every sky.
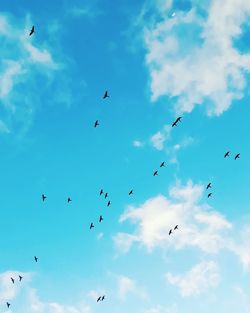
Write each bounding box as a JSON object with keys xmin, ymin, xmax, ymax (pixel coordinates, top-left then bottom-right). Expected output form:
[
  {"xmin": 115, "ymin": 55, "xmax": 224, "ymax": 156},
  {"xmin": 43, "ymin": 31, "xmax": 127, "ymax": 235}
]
[{"xmin": 0, "ymin": 0, "xmax": 250, "ymax": 312}]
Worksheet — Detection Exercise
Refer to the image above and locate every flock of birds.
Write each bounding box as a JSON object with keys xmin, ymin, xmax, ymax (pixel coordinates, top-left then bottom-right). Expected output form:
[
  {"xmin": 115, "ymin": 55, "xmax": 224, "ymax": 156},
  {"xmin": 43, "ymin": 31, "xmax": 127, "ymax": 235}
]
[{"xmin": 4, "ymin": 24, "xmax": 242, "ymax": 310}]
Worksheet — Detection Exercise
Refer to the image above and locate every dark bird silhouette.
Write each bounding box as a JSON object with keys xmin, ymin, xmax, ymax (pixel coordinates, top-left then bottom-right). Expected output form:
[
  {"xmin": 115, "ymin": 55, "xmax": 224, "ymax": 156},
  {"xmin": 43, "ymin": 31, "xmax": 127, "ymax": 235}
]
[
  {"xmin": 11, "ymin": 277, "xmax": 14, "ymax": 284},
  {"xmin": 29, "ymin": 25, "xmax": 35, "ymax": 36},
  {"xmin": 97, "ymin": 296, "xmax": 102, "ymax": 302},
  {"xmin": 42, "ymin": 194, "xmax": 46, "ymax": 201},
  {"xmin": 129, "ymin": 190, "xmax": 133, "ymax": 195},
  {"xmin": 174, "ymin": 225, "xmax": 178, "ymax": 230},
  {"xmin": 34, "ymin": 256, "xmax": 38, "ymax": 262},
  {"xmin": 169, "ymin": 229, "xmax": 173, "ymax": 235},
  {"xmin": 104, "ymin": 192, "xmax": 108, "ymax": 199},
  {"xmin": 6, "ymin": 302, "xmax": 10, "ymax": 308},
  {"xmin": 103, "ymin": 90, "xmax": 109, "ymax": 99},
  {"xmin": 94, "ymin": 120, "xmax": 99, "ymax": 128},
  {"xmin": 107, "ymin": 200, "xmax": 111, "ymax": 207},
  {"xmin": 208, "ymin": 193, "xmax": 212, "ymax": 198},
  {"xmin": 176, "ymin": 117, "xmax": 182, "ymax": 123},
  {"xmin": 153, "ymin": 171, "xmax": 158, "ymax": 176},
  {"xmin": 206, "ymin": 183, "xmax": 211, "ymax": 189},
  {"xmin": 172, "ymin": 120, "xmax": 178, "ymax": 127},
  {"xmin": 224, "ymin": 151, "xmax": 230, "ymax": 158},
  {"xmin": 90, "ymin": 223, "xmax": 94, "ymax": 230},
  {"xmin": 235, "ymin": 153, "xmax": 240, "ymax": 160},
  {"xmin": 67, "ymin": 197, "xmax": 72, "ymax": 203},
  {"xmin": 99, "ymin": 215, "xmax": 103, "ymax": 223},
  {"xmin": 100, "ymin": 189, "xmax": 103, "ymax": 196},
  {"xmin": 19, "ymin": 275, "xmax": 23, "ymax": 282},
  {"xmin": 160, "ymin": 161, "xmax": 165, "ymax": 167},
  {"xmin": 101, "ymin": 295, "xmax": 105, "ymax": 301}
]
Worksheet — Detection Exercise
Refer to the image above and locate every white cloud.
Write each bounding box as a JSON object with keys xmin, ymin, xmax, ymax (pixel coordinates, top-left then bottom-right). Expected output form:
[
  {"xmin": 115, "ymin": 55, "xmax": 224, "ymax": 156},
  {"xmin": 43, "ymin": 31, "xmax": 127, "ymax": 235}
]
[
  {"xmin": 133, "ymin": 140, "xmax": 144, "ymax": 148},
  {"xmin": 142, "ymin": 0, "xmax": 250, "ymax": 116},
  {"xmin": 116, "ymin": 275, "xmax": 148, "ymax": 302},
  {"xmin": 166, "ymin": 261, "xmax": 220, "ymax": 296},
  {"xmin": 150, "ymin": 125, "xmax": 171, "ymax": 150}
]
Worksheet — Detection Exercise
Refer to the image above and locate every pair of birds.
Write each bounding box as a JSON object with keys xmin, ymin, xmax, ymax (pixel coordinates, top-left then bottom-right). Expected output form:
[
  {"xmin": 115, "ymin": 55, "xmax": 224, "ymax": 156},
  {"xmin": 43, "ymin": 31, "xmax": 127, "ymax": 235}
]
[
  {"xmin": 97, "ymin": 295, "xmax": 105, "ymax": 302},
  {"xmin": 153, "ymin": 161, "xmax": 166, "ymax": 177},
  {"xmin": 224, "ymin": 151, "xmax": 240, "ymax": 160},
  {"xmin": 172, "ymin": 117, "xmax": 182, "ymax": 127},
  {"xmin": 206, "ymin": 182, "xmax": 212, "ymax": 198},
  {"xmin": 10, "ymin": 275, "xmax": 23, "ymax": 283},
  {"xmin": 90, "ymin": 216, "xmax": 104, "ymax": 229},
  {"xmin": 42, "ymin": 194, "xmax": 72, "ymax": 203},
  {"xmin": 169, "ymin": 225, "xmax": 178, "ymax": 235},
  {"xmin": 94, "ymin": 91, "xmax": 110, "ymax": 128}
]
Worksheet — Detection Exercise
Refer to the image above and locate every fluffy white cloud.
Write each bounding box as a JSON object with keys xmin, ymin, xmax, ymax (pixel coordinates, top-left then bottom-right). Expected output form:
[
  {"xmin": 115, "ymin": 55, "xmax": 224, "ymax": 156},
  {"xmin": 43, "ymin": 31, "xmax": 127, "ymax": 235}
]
[
  {"xmin": 166, "ymin": 261, "xmax": 220, "ymax": 296},
  {"xmin": 133, "ymin": 140, "xmax": 144, "ymax": 148},
  {"xmin": 150, "ymin": 125, "xmax": 171, "ymax": 150},
  {"xmin": 142, "ymin": 0, "xmax": 250, "ymax": 116},
  {"xmin": 116, "ymin": 275, "xmax": 148, "ymax": 302}
]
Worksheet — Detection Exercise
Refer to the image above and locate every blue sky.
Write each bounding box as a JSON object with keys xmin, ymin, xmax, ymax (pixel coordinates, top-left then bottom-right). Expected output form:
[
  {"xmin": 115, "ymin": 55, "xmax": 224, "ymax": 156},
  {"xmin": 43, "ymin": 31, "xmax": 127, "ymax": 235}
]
[{"xmin": 0, "ymin": 0, "xmax": 250, "ymax": 312}]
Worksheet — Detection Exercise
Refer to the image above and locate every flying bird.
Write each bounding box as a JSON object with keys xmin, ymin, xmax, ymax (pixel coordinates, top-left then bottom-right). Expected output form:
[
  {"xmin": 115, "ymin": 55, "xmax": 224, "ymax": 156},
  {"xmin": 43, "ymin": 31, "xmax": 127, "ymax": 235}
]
[
  {"xmin": 11, "ymin": 277, "xmax": 14, "ymax": 284},
  {"xmin": 206, "ymin": 183, "xmax": 211, "ymax": 189},
  {"xmin": 160, "ymin": 161, "xmax": 165, "ymax": 167},
  {"xmin": 99, "ymin": 215, "xmax": 103, "ymax": 223},
  {"xmin": 67, "ymin": 197, "xmax": 72, "ymax": 203},
  {"xmin": 107, "ymin": 200, "xmax": 111, "ymax": 207},
  {"xmin": 101, "ymin": 295, "xmax": 105, "ymax": 301},
  {"xmin": 169, "ymin": 229, "xmax": 173, "ymax": 235},
  {"xmin": 42, "ymin": 194, "xmax": 46, "ymax": 201},
  {"xmin": 172, "ymin": 120, "xmax": 178, "ymax": 127},
  {"xmin": 97, "ymin": 296, "xmax": 102, "ymax": 302},
  {"xmin": 208, "ymin": 193, "xmax": 212, "ymax": 198},
  {"xmin": 90, "ymin": 223, "xmax": 94, "ymax": 230},
  {"xmin": 104, "ymin": 192, "xmax": 108, "ymax": 199},
  {"xmin": 235, "ymin": 153, "xmax": 240, "ymax": 160},
  {"xmin": 176, "ymin": 117, "xmax": 182, "ymax": 123},
  {"xmin": 224, "ymin": 151, "xmax": 230, "ymax": 158},
  {"xmin": 94, "ymin": 120, "xmax": 100, "ymax": 128},
  {"xmin": 174, "ymin": 225, "xmax": 178, "ymax": 230},
  {"xmin": 129, "ymin": 190, "xmax": 133, "ymax": 195},
  {"xmin": 19, "ymin": 275, "xmax": 23, "ymax": 282},
  {"xmin": 6, "ymin": 302, "xmax": 10, "ymax": 308},
  {"xmin": 153, "ymin": 171, "xmax": 158, "ymax": 176},
  {"xmin": 100, "ymin": 189, "xmax": 103, "ymax": 196},
  {"xmin": 103, "ymin": 90, "xmax": 109, "ymax": 99},
  {"xmin": 34, "ymin": 256, "xmax": 38, "ymax": 262},
  {"xmin": 29, "ymin": 25, "xmax": 35, "ymax": 36}
]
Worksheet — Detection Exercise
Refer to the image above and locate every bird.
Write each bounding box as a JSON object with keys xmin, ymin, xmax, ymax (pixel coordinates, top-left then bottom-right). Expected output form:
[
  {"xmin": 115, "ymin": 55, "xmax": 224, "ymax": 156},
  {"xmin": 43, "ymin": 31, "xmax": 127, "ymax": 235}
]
[
  {"xmin": 129, "ymin": 190, "xmax": 133, "ymax": 195},
  {"xmin": 67, "ymin": 197, "xmax": 72, "ymax": 203},
  {"xmin": 169, "ymin": 229, "xmax": 173, "ymax": 235},
  {"xmin": 19, "ymin": 275, "xmax": 23, "ymax": 282},
  {"xmin": 29, "ymin": 25, "xmax": 35, "ymax": 36},
  {"xmin": 42, "ymin": 194, "xmax": 46, "ymax": 201},
  {"xmin": 172, "ymin": 120, "xmax": 178, "ymax": 127},
  {"xmin": 208, "ymin": 193, "xmax": 212, "ymax": 198},
  {"xmin": 206, "ymin": 183, "xmax": 211, "ymax": 189},
  {"xmin": 176, "ymin": 117, "xmax": 182, "ymax": 123},
  {"xmin": 101, "ymin": 295, "xmax": 105, "ymax": 301},
  {"xmin": 104, "ymin": 192, "xmax": 108, "ymax": 199},
  {"xmin": 235, "ymin": 153, "xmax": 240, "ymax": 160},
  {"xmin": 99, "ymin": 215, "xmax": 103, "ymax": 223},
  {"xmin": 107, "ymin": 200, "xmax": 111, "ymax": 207},
  {"xmin": 90, "ymin": 223, "xmax": 94, "ymax": 230},
  {"xmin": 34, "ymin": 256, "xmax": 38, "ymax": 262},
  {"xmin": 153, "ymin": 170, "xmax": 158, "ymax": 176},
  {"xmin": 6, "ymin": 302, "xmax": 10, "ymax": 308},
  {"xmin": 103, "ymin": 90, "xmax": 109, "ymax": 99},
  {"xmin": 174, "ymin": 225, "xmax": 178, "ymax": 230},
  {"xmin": 100, "ymin": 189, "xmax": 103, "ymax": 196},
  {"xmin": 11, "ymin": 277, "xmax": 14, "ymax": 284},
  {"xmin": 224, "ymin": 151, "xmax": 230, "ymax": 158},
  {"xmin": 160, "ymin": 161, "xmax": 165, "ymax": 167},
  {"xmin": 94, "ymin": 120, "xmax": 99, "ymax": 128},
  {"xmin": 97, "ymin": 296, "xmax": 102, "ymax": 302}
]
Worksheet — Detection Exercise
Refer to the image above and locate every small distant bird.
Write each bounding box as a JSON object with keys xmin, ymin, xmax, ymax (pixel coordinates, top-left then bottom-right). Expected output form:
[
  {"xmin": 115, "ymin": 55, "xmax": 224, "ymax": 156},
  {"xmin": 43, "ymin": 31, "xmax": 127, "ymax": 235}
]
[
  {"xmin": 103, "ymin": 90, "xmax": 109, "ymax": 99},
  {"xmin": 99, "ymin": 215, "xmax": 103, "ymax": 223},
  {"xmin": 235, "ymin": 153, "xmax": 240, "ymax": 160},
  {"xmin": 34, "ymin": 256, "xmax": 38, "ymax": 262},
  {"xmin": 19, "ymin": 275, "xmax": 23, "ymax": 282},
  {"xmin": 42, "ymin": 194, "xmax": 46, "ymax": 201},
  {"xmin": 11, "ymin": 277, "xmax": 14, "ymax": 284},
  {"xmin": 160, "ymin": 161, "xmax": 165, "ymax": 167},
  {"xmin": 67, "ymin": 197, "xmax": 72, "ymax": 203},
  {"xmin": 101, "ymin": 295, "xmax": 105, "ymax": 301},
  {"xmin": 208, "ymin": 193, "xmax": 212, "ymax": 198},
  {"xmin": 29, "ymin": 25, "xmax": 35, "ymax": 36},
  {"xmin": 104, "ymin": 192, "xmax": 108, "ymax": 199},
  {"xmin": 153, "ymin": 171, "xmax": 158, "ymax": 176},
  {"xmin": 206, "ymin": 183, "xmax": 211, "ymax": 189},
  {"xmin": 129, "ymin": 190, "xmax": 133, "ymax": 195},
  {"xmin": 90, "ymin": 223, "xmax": 94, "ymax": 230},
  {"xmin": 172, "ymin": 120, "xmax": 178, "ymax": 127},
  {"xmin": 224, "ymin": 151, "xmax": 230, "ymax": 158},
  {"xmin": 174, "ymin": 225, "xmax": 178, "ymax": 230},
  {"xmin": 6, "ymin": 302, "xmax": 10, "ymax": 308},
  {"xmin": 94, "ymin": 120, "xmax": 99, "ymax": 128},
  {"xmin": 97, "ymin": 296, "xmax": 102, "ymax": 302},
  {"xmin": 107, "ymin": 200, "xmax": 111, "ymax": 207},
  {"xmin": 100, "ymin": 189, "xmax": 103, "ymax": 196},
  {"xmin": 176, "ymin": 117, "xmax": 182, "ymax": 123},
  {"xmin": 169, "ymin": 229, "xmax": 173, "ymax": 235}
]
